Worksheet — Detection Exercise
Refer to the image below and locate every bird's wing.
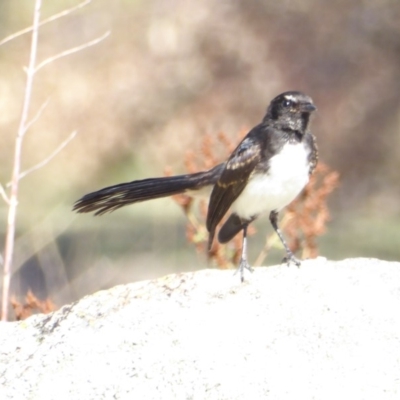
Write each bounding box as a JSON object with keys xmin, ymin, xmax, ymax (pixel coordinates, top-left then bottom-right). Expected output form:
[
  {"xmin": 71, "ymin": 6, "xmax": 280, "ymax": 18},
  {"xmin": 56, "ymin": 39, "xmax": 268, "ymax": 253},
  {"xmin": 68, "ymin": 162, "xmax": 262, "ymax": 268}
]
[{"xmin": 206, "ymin": 135, "xmax": 262, "ymax": 245}]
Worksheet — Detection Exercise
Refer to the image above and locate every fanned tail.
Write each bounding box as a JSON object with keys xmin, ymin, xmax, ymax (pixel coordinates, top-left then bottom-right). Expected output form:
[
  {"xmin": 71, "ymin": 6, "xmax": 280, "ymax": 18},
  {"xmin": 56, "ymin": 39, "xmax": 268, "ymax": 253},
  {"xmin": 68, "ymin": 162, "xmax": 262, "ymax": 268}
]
[{"xmin": 73, "ymin": 164, "xmax": 224, "ymax": 215}]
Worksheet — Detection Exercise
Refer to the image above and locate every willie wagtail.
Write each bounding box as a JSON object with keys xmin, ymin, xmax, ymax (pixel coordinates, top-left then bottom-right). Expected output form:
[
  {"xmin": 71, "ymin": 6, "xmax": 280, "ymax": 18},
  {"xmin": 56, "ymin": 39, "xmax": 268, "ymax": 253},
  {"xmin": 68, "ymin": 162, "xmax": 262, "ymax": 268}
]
[{"xmin": 73, "ymin": 91, "xmax": 318, "ymax": 281}]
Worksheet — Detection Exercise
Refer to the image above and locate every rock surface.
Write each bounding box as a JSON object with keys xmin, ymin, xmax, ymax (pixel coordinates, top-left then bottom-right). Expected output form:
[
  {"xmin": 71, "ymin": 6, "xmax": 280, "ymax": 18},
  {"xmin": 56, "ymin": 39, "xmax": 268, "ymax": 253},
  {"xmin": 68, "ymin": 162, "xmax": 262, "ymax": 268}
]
[{"xmin": 1, "ymin": 257, "xmax": 400, "ymax": 400}]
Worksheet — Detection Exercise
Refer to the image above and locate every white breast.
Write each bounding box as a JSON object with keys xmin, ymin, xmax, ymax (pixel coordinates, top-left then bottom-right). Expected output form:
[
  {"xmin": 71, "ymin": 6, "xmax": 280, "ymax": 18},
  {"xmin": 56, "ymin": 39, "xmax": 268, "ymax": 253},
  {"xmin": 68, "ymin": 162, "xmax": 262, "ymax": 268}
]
[{"xmin": 231, "ymin": 143, "xmax": 309, "ymax": 219}]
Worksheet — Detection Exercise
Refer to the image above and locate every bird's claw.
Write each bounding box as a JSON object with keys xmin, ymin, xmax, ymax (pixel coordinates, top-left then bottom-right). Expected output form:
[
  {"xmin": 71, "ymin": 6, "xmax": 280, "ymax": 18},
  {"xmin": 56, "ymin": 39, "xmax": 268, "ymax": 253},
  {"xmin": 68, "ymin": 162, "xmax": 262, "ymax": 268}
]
[
  {"xmin": 234, "ymin": 259, "xmax": 254, "ymax": 282},
  {"xmin": 282, "ymin": 252, "xmax": 301, "ymax": 267}
]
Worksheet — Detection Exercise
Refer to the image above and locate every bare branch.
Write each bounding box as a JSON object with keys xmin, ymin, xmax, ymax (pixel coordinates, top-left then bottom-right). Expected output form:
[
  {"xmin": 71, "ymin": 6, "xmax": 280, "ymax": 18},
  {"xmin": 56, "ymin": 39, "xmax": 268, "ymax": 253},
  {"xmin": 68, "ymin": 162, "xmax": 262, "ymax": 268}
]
[
  {"xmin": 1, "ymin": 0, "xmax": 108, "ymax": 321},
  {"xmin": 0, "ymin": 0, "xmax": 92, "ymax": 47},
  {"xmin": 0, "ymin": 184, "xmax": 10, "ymax": 205},
  {"xmin": 35, "ymin": 31, "xmax": 111, "ymax": 72},
  {"xmin": 9, "ymin": 130, "xmax": 78, "ymax": 185},
  {"xmin": 2, "ymin": 0, "xmax": 42, "ymax": 322},
  {"xmin": 23, "ymin": 97, "xmax": 50, "ymax": 135}
]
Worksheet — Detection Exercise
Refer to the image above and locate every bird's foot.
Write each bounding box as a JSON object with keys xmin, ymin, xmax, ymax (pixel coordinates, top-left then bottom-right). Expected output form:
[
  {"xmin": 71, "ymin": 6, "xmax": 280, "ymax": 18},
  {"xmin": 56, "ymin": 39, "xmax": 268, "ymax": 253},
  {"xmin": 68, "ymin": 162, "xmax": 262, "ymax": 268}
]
[
  {"xmin": 234, "ymin": 259, "xmax": 254, "ymax": 283},
  {"xmin": 282, "ymin": 251, "xmax": 301, "ymax": 267}
]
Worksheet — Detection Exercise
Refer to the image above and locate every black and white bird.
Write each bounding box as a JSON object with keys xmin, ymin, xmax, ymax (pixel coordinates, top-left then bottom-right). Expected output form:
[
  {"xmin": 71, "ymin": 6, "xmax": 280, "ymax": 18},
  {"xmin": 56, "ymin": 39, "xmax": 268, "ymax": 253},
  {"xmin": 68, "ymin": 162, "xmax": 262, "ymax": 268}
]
[{"xmin": 74, "ymin": 91, "xmax": 318, "ymax": 281}]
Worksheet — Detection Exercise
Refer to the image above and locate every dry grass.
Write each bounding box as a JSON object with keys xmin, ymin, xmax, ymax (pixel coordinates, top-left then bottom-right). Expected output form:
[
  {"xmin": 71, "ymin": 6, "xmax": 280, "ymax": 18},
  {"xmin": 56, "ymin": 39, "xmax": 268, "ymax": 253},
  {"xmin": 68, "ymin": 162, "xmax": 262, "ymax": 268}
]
[
  {"xmin": 11, "ymin": 290, "xmax": 55, "ymax": 321},
  {"xmin": 284, "ymin": 163, "xmax": 339, "ymax": 259}
]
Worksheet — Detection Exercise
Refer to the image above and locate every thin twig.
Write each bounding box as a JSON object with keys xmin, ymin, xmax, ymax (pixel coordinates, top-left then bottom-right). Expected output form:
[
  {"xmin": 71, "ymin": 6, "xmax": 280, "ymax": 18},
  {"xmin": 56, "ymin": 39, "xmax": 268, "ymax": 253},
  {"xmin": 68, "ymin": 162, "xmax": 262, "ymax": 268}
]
[
  {"xmin": 8, "ymin": 130, "xmax": 78, "ymax": 185},
  {"xmin": 35, "ymin": 31, "xmax": 111, "ymax": 72},
  {"xmin": 253, "ymin": 233, "xmax": 279, "ymax": 267},
  {"xmin": 0, "ymin": 0, "xmax": 92, "ymax": 47},
  {"xmin": 23, "ymin": 97, "xmax": 50, "ymax": 135},
  {"xmin": 2, "ymin": 0, "xmax": 42, "ymax": 322},
  {"xmin": 0, "ymin": 184, "xmax": 10, "ymax": 205}
]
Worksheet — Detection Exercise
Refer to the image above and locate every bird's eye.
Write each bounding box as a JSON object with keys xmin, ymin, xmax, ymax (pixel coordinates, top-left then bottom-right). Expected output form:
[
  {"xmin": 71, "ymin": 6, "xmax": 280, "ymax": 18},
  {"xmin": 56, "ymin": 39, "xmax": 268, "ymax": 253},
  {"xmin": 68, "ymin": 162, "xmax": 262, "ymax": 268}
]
[{"xmin": 282, "ymin": 99, "xmax": 293, "ymax": 107}]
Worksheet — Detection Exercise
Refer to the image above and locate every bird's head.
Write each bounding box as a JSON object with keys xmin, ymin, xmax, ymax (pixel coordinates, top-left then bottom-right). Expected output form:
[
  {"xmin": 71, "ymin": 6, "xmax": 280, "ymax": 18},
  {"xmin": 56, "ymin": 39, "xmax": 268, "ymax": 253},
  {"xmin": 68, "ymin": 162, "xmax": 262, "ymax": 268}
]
[{"xmin": 264, "ymin": 91, "xmax": 317, "ymax": 132}]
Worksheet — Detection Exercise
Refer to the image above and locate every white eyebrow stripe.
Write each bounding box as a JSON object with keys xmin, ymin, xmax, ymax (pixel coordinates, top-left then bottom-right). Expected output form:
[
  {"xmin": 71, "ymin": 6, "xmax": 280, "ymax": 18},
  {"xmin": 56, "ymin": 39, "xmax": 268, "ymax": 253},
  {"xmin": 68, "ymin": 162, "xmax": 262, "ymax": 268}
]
[{"xmin": 284, "ymin": 94, "xmax": 298, "ymax": 102}]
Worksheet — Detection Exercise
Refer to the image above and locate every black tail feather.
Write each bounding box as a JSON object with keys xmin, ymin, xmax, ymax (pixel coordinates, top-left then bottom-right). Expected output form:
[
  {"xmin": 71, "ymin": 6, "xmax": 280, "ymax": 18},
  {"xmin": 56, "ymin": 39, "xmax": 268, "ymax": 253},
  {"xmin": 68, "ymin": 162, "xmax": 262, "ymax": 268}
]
[{"xmin": 73, "ymin": 164, "xmax": 224, "ymax": 215}]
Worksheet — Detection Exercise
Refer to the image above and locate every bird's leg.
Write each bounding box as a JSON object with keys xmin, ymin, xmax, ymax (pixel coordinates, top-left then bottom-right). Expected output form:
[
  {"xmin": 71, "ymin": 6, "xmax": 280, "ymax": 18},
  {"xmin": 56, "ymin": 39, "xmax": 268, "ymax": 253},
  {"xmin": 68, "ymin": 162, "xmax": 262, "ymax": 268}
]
[
  {"xmin": 269, "ymin": 210, "xmax": 301, "ymax": 267},
  {"xmin": 235, "ymin": 224, "xmax": 254, "ymax": 282}
]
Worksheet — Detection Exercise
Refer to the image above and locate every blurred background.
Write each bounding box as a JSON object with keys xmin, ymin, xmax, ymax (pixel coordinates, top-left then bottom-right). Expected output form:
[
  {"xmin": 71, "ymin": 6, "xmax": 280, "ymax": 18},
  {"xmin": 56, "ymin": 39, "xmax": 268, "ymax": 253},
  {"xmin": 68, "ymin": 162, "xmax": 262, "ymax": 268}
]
[{"xmin": 1, "ymin": 0, "xmax": 399, "ymax": 315}]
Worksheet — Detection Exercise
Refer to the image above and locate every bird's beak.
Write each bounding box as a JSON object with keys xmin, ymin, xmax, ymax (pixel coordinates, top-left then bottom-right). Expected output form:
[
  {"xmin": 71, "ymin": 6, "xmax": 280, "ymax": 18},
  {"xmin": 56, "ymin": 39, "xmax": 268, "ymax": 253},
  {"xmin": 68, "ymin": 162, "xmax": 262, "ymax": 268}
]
[{"xmin": 302, "ymin": 102, "xmax": 317, "ymax": 112}]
